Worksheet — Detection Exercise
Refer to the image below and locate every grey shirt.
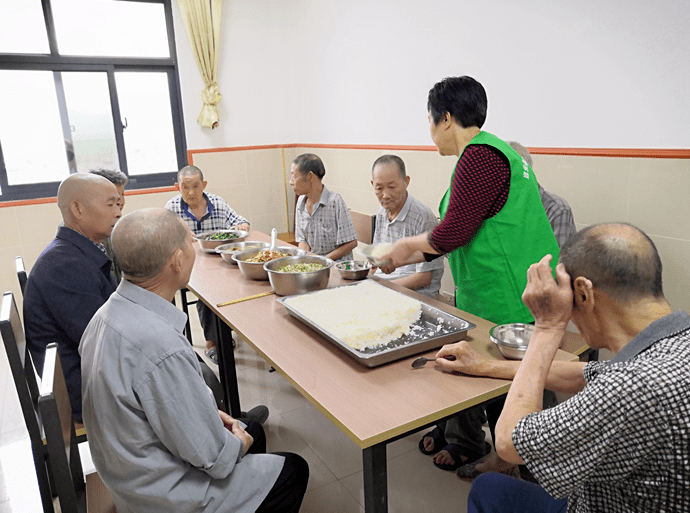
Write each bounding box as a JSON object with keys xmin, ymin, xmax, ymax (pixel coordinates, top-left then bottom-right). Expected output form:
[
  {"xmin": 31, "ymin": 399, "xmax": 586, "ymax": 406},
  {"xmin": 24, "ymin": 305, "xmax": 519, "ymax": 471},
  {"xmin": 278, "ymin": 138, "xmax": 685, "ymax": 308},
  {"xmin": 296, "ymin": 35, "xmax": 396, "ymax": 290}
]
[
  {"xmin": 295, "ymin": 184, "xmax": 357, "ymax": 260},
  {"xmin": 80, "ymin": 280, "xmax": 283, "ymax": 513},
  {"xmin": 373, "ymin": 194, "xmax": 444, "ymax": 298}
]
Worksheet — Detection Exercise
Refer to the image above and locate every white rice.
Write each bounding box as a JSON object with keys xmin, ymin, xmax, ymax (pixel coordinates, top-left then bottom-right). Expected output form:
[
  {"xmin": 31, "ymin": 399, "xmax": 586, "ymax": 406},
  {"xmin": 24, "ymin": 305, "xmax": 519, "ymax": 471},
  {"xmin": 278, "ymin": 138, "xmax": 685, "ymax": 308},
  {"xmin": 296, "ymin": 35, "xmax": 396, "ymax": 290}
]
[{"xmin": 285, "ymin": 280, "xmax": 422, "ymax": 350}]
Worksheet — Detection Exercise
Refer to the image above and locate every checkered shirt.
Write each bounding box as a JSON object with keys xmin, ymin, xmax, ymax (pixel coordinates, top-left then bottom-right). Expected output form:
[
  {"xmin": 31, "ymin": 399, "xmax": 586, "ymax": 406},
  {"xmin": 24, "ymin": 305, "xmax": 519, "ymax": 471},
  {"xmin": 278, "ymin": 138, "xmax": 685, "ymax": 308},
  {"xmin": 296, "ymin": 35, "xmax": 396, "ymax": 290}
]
[
  {"xmin": 539, "ymin": 184, "xmax": 576, "ymax": 249},
  {"xmin": 514, "ymin": 311, "xmax": 690, "ymax": 513},
  {"xmin": 294, "ymin": 185, "xmax": 357, "ymax": 257},
  {"xmin": 372, "ymin": 193, "xmax": 444, "ymax": 298},
  {"xmin": 165, "ymin": 192, "xmax": 248, "ymax": 236}
]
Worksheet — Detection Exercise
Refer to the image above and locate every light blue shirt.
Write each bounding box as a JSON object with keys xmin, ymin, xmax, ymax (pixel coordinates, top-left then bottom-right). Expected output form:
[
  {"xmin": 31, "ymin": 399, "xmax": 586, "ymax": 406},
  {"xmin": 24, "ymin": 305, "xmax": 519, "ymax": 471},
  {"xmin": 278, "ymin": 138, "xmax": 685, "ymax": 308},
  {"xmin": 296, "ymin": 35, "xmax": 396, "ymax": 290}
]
[{"xmin": 80, "ymin": 280, "xmax": 283, "ymax": 513}]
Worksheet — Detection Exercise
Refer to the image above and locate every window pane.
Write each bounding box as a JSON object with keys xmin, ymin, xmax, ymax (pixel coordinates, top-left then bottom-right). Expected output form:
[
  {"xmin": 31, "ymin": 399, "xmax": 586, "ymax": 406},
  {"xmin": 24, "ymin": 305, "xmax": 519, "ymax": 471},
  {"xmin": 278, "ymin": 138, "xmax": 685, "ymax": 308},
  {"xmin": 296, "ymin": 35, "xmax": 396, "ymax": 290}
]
[
  {"xmin": 61, "ymin": 72, "xmax": 119, "ymax": 173},
  {"xmin": 0, "ymin": 70, "xmax": 70, "ymax": 186},
  {"xmin": 52, "ymin": 0, "xmax": 169, "ymax": 58},
  {"xmin": 0, "ymin": 0, "xmax": 50, "ymax": 54},
  {"xmin": 115, "ymin": 72, "xmax": 177, "ymax": 176}
]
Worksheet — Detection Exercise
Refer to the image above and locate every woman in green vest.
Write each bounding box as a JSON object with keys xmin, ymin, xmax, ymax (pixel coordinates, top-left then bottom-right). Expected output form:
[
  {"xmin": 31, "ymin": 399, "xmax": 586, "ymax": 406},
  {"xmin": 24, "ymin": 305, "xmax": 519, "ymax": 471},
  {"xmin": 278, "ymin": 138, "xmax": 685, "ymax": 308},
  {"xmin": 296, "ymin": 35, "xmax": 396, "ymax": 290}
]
[{"xmin": 380, "ymin": 76, "xmax": 559, "ymax": 477}]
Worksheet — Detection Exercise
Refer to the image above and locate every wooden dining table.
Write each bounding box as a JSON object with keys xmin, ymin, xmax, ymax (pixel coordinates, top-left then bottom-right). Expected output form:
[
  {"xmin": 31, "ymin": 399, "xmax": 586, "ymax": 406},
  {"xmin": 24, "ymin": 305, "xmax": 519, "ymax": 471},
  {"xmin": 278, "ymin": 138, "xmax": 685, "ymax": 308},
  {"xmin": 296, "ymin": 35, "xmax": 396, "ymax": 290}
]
[{"xmin": 187, "ymin": 230, "xmax": 582, "ymax": 512}]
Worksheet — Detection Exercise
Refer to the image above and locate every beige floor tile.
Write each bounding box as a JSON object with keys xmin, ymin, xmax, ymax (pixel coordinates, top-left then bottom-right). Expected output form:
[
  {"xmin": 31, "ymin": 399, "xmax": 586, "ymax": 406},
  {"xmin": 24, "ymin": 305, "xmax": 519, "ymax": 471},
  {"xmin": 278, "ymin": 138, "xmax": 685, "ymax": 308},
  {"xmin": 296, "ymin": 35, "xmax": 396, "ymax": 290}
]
[
  {"xmin": 340, "ymin": 448, "xmax": 473, "ymax": 513},
  {"xmin": 300, "ymin": 480, "xmax": 364, "ymax": 513}
]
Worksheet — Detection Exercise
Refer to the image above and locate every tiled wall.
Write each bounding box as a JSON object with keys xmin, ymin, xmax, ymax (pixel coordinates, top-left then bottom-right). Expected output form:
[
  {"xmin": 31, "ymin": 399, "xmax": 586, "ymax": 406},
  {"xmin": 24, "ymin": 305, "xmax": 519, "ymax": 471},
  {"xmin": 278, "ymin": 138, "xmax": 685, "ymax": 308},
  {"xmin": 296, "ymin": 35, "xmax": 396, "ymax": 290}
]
[{"xmin": 2, "ymin": 147, "xmax": 688, "ymax": 317}]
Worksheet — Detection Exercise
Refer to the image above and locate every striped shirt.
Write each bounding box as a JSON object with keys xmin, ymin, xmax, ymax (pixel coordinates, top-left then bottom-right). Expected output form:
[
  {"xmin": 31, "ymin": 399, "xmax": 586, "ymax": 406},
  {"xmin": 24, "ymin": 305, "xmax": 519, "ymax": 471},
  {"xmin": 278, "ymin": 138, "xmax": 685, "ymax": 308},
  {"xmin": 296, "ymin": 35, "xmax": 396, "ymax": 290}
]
[
  {"xmin": 165, "ymin": 192, "xmax": 248, "ymax": 236},
  {"xmin": 295, "ymin": 185, "xmax": 357, "ymax": 259}
]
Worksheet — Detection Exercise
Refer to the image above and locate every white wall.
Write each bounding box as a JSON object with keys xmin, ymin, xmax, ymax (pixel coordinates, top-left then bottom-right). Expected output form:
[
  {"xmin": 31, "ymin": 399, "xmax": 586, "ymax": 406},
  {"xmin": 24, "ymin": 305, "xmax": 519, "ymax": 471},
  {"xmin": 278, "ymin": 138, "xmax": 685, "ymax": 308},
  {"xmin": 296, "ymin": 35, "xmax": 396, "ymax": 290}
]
[{"xmin": 173, "ymin": 0, "xmax": 690, "ymax": 150}]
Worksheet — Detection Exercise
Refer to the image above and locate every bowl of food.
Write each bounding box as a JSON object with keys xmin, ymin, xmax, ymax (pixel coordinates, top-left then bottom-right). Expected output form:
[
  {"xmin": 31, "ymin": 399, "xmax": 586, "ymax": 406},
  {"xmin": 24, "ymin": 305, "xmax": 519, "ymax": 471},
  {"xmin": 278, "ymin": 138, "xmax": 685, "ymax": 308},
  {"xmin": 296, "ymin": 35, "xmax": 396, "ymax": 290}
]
[
  {"xmin": 335, "ymin": 260, "xmax": 371, "ymax": 280},
  {"xmin": 194, "ymin": 230, "xmax": 249, "ymax": 251},
  {"xmin": 361, "ymin": 242, "xmax": 394, "ymax": 266},
  {"xmin": 489, "ymin": 323, "xmax": 534, "ymax": 360},
  {"xmin": 233, "ymin": 247, "xmax": 306, "ymax": 280},
  {"xmin": 215, "ymin": 241, "xmax": 270, "ymax": 264},
  {"xmin": 264, "ymin": 255, "xmax": 334, "ymax": 296}
]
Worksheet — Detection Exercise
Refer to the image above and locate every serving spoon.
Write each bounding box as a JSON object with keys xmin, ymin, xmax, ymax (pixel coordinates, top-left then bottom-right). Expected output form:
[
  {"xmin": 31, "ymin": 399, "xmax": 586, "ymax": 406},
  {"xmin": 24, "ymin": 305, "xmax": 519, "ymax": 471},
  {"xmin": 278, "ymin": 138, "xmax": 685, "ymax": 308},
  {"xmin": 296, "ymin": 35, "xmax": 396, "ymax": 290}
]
[
  {"xmin": 270, "ymin": 228, "xmax": 277, "ymax": 251},
  {"xmin": 411, "ymin": 355, "xmax": 455, "ymax": 369}
]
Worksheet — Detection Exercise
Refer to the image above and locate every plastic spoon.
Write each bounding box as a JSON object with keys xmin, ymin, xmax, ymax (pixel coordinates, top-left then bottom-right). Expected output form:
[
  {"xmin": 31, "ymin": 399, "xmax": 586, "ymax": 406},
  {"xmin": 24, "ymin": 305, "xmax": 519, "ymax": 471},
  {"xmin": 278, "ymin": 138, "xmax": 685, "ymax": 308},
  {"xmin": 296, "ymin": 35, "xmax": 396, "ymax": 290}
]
[
  {"xmin": 270, "ymin": 228, "xmax": 277, "ymax": 251},
  {"xmin": 411, "ymin": 355, "xmax": 456, "ymax": 369}
]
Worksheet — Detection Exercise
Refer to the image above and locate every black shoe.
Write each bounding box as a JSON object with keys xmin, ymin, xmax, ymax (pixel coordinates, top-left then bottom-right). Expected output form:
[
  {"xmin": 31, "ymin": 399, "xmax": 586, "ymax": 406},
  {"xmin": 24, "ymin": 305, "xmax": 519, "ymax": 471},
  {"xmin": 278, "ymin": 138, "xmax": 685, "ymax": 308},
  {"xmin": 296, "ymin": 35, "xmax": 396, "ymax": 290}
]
[{"xmin": 241, "ymin": 405, "xmax": 269, "ymax": 425}]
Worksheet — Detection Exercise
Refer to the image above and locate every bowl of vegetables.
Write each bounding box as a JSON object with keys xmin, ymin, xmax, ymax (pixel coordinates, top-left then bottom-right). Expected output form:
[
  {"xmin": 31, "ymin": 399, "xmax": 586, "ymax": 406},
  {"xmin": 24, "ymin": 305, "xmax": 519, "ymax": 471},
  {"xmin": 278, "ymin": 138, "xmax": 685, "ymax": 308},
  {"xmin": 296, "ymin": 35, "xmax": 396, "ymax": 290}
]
[
  {"xmin": 232, "ymin": 247, "xmax": 306, "ymax": 280},
  {"xmin": 215, "ymin": 241, "xmax": 270, "ymax": 264},
  {"xmin": 194, "ymin": 230, "xmax": 249, "ymax": 251},
  {"xmin": 264, "ymin": 255, "xmax": 333, "ymax": 295}
]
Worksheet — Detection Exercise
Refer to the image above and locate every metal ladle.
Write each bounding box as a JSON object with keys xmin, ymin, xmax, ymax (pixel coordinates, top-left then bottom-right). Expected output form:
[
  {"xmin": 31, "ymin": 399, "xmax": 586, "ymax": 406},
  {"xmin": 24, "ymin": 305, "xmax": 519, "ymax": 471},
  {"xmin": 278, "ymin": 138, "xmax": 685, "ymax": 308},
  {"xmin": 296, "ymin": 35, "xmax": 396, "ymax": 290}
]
[{"xmin": 411, "ymin": 355, "xmax": 455, "ymax": 369}]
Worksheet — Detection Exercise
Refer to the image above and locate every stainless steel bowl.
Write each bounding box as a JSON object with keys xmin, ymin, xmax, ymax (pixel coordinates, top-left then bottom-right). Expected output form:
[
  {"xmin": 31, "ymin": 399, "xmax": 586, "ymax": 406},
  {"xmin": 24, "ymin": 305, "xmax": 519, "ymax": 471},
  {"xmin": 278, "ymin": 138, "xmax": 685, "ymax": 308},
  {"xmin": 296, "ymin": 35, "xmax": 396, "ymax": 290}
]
[
  {"xmin": 489, "ymin": 323, "xmax": 534, "ymax": 360},
  {"xmin": 194, "ymin": 230, "xmax": 249, "ymax": 251},
  {"xmin": 216, "ymin": 241, "xmax": 270, "ymax": 264},
  {"xmin": 335, "ymin": 260, "xmax": 371, "ymax": 280},
  {"xmin": 233, "ymin": 246, "xmax": 306, "ymax": 280},
  {"xmin": 264, "ymin": 255, "xmax": 333, "ymax": 296}
]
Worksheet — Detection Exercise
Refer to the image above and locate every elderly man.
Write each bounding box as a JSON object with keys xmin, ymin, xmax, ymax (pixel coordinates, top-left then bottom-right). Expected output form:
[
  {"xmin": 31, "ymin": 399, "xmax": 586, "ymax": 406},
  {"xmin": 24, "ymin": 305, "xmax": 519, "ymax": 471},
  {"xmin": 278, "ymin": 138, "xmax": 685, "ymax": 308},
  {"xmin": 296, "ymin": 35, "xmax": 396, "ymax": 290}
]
[
  {"xmin": 24, "ymin": 173, "xmax": 122, "ymax": 422},
  {"xmin": 433, "ymin": 223, "xmax": 690, "ymax": 511},
  {"xmin": 166, "ymin": 165, "xmax": 250, "ymax": 364},
  {"xmin": 370, "ymin": 154, "xmax": 444, "ymax": 298},
  {"xmin": 508, "ymin": 142, "xmax": 576, "ymax": 249},
  {"xmin": 90, "ymin": 168, "xmax": 128, "ymax": 282},
  {"xmin": 80, "ymin": 208, "xmax": 309, "ymax": 513},
  {"xmin": 289, "ymin": 153, "xmax": 358, "ymax": 261}
]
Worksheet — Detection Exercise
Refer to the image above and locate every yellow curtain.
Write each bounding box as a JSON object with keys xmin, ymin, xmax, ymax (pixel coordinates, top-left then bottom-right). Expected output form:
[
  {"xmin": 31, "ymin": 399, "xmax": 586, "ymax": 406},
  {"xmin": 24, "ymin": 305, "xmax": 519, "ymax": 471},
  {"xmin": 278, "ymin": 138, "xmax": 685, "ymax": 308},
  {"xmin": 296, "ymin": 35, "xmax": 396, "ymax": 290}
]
[{"xmin": 178, "ymin": 0, "xmax": 223, "ymax": 129}]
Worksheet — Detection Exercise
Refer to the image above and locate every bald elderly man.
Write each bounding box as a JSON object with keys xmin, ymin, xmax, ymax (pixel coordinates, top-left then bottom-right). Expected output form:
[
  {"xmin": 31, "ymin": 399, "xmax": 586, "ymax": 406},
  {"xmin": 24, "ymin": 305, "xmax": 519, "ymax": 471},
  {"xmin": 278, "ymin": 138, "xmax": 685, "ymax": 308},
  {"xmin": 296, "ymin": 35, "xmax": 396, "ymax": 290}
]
[
  {"xmin": 80, "ymin": 209, "xmax": 308, "ymax": 512},
  {"xmin": 433, "ymin": 224, "xmax": 690, "ymax": 512},
  {"xmin": 24, "ymin": 173, "xmax": 121, "ymax": 422}
]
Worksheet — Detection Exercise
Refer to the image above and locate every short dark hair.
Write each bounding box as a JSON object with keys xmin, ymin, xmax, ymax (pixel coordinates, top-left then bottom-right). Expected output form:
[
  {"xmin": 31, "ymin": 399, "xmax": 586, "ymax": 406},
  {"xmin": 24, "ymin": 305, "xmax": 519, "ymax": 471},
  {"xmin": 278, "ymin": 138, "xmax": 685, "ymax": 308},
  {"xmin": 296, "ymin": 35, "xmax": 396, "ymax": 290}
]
[
  {"xmin": 293, "ymin": 154, "xmax": 325, "ymax": 180},
  {"xmin": 177, "ymin": 165, "xmax": 204, "ymax": 183},
  {"xmin": 89, "ymin": 168, "xmax": 128, "ymax": 186},
  {"xmin": 427, "ymin": 76, "xmax": 488, "ymax": 128},
  {"xmin": 372, "ymin": 155, "xmax": 406, "ymax": 179},
  {"xmin": 560, "ymin": 223, "xmax": 664, "ymax": 302}
]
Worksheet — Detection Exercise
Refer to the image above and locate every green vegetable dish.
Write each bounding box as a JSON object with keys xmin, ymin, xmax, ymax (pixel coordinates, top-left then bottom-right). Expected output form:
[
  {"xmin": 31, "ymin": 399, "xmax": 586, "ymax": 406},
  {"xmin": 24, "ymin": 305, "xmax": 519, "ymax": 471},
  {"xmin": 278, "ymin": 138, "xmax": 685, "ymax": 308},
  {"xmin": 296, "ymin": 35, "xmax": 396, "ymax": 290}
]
[
  {"xmin": 277, "ymin": 263, "xmax": 325, "ymax": 273},
  {"xmin": 207, "ymin": 232, "xmax": 239, "ymax": 241}
]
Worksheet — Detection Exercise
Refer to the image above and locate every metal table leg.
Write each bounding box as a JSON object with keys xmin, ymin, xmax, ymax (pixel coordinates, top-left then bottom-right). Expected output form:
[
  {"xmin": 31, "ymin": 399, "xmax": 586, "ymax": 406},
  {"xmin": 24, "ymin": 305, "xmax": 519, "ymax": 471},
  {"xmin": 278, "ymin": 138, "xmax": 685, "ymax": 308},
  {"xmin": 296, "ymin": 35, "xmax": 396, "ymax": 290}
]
[
  {"xmin": 363, "ymin": 443, "xmax": 388, "ymax": 512},
  {"xmin": 215, "ymin": 315, "xmax": 242, "ymax": 418}
]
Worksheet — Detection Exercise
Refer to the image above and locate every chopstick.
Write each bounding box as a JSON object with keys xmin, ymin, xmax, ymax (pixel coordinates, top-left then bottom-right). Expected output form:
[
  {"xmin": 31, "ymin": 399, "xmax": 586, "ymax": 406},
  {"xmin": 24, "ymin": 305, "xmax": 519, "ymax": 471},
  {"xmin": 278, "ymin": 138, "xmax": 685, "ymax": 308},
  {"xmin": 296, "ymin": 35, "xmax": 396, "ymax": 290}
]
[{"xmin": 216, "ymin": 291, "xmax": 275, "ymax": 307}]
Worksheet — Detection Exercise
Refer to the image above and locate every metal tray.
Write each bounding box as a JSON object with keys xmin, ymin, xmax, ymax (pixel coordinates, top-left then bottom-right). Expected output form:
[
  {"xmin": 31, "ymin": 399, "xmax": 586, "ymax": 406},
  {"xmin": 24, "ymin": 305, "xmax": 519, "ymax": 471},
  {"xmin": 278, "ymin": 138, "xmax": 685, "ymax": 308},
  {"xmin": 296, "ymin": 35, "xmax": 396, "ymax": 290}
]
[{"xmin": 277, "ymin": 282, "xmax": 476, "ymax": 367}]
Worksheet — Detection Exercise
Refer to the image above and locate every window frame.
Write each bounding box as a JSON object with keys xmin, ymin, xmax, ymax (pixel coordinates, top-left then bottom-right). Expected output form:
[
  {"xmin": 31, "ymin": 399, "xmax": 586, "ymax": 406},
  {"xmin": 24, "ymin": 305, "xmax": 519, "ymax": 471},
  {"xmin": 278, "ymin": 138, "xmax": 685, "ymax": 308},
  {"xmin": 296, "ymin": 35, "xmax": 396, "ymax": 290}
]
[{"xmin": 0, "ymin": 0, "xmax": 186, "ymax": 202}]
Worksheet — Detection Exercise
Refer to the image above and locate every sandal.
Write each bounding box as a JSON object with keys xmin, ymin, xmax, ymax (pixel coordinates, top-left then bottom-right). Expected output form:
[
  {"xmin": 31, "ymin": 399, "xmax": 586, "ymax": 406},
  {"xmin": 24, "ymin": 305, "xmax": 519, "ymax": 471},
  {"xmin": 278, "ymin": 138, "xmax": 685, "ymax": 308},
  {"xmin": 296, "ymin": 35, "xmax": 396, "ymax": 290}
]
[
  {"xmin": 204, "ymin": 348, "xmax": 219, "ymax": 365},
  {"xmin": 455, "ymin": 459, "xmax": 521, "ymax": 481},
  {"xmin": 418, "ymin": 427, "xmax": 447, "ymax": 456},
  {"xmin": 433, "ymin": 442, "xmax": 491, "ymax": 472}
]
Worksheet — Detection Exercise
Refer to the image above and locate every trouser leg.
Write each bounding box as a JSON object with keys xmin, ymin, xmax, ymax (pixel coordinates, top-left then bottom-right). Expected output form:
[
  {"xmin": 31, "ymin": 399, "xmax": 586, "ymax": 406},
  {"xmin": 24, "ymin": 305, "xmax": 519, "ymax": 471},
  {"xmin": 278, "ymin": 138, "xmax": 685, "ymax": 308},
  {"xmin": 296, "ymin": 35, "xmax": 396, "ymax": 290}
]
[
  {"xmin": 468, "ymin": 472, "xmax": 568, "ymax": 513},
  {"xmin": 242, "ymin": 420, "xmax": 266, "ymax": 454},
  {"xmin": 439, "ymin": 405, "xmax": 488, "ymax": 455},
  {"xmin": 255, "ymin": 453, "xmax": 309, "ymax": 513},
  {"xmin": 196, "ymin": 301, "xmax": 219, "ymax": 342}
]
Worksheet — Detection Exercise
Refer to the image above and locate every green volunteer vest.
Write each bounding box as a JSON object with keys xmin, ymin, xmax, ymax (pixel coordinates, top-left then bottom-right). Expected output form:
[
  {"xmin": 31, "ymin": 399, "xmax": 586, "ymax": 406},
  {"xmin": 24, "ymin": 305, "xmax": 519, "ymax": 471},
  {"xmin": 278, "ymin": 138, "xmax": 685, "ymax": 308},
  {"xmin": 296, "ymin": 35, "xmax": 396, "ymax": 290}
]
[{"xmin": 439, "ymin": 131, "xmax": 559, "ymax": 324}]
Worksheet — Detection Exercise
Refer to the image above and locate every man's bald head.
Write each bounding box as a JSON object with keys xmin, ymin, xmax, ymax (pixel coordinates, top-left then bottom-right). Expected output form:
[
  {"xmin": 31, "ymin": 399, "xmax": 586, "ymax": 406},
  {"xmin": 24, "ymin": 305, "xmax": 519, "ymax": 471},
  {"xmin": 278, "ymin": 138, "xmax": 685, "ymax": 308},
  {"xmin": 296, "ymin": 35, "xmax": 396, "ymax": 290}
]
[
  {"xmin": 57, "ymin": 173, "xmax": 121, "ymax": 244},
  {"xmin": 112, "ymin": 208, "xmax": 191, "ymax": 282},
  {"xmin": 560, "ymin": 223, "xmax": 664, "ymax": 302}
]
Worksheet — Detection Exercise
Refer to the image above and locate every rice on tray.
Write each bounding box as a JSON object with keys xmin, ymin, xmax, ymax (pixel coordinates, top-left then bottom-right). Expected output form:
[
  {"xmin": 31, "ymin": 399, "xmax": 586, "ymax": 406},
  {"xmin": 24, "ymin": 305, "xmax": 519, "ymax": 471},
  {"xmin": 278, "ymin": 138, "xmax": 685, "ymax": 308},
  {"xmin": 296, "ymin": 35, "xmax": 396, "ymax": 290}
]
[{"xmin": 284, "ymin": 280, "xmax": 422, "ymax": 350}]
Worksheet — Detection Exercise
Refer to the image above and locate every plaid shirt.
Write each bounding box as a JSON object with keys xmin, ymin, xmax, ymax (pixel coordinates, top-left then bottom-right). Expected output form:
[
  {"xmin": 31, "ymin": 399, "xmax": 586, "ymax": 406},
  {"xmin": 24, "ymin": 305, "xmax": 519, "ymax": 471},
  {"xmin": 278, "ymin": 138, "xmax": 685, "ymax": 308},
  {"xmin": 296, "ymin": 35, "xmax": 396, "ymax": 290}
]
[
  {"xmin": 539, "ymin": 184, "xmax": 576, "ymax": 248},
  {"xmin": 373, "ymin": 193, "xmax": 444, "ymax": 298},
  {"xmin": 165, "ymin": 192, "xmax": 248, "ymax": 236},
  {"xmin": 514, "ymin": 311, "xmax": 690, "ymax": 513},
  {"xmin": 295, "ymin": 185, "xmax": 356, "ymax": 258}
]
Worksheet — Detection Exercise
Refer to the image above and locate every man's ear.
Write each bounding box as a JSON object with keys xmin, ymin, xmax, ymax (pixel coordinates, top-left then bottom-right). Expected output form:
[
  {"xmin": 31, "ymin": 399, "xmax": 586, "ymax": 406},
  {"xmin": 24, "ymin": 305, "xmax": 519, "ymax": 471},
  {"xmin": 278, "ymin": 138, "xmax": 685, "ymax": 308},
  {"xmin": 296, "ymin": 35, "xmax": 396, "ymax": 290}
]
[
  {"xmin": 201, "ymin": 181, "xmax": 208, "ymax": 191},
  {"xmin": 69, "ymin": 200, "xmax": 83, "ymax": 219},
  {"xmin": 174, "ymin": 182, "xmax": 180, "ymax": 191},
  {"xmin": 404, "ymin": 175, "xmax": 411, "ymax": 187},
  {"xmin": 573, "ymin": 276, "xmax": 595, "ymax": 311}
]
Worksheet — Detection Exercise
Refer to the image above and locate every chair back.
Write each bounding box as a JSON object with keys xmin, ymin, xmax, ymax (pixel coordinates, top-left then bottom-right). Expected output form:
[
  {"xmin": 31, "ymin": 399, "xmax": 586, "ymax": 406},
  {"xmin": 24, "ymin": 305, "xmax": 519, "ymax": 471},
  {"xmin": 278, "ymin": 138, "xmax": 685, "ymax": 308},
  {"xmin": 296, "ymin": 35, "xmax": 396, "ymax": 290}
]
[
  {"xmin": 349, "ymin": 210, "xmax": 376, "ymax": 245},
  {"xmin": 39, "ymin": 343, "xmax": 86, "ymax": 513},
  {"xmin": 0, "ymin": 291, "xmax": 54, "ymax": 512},
  {"xmin": 15, "ymin": 256, "xmax": 28, "ymax": 296}
]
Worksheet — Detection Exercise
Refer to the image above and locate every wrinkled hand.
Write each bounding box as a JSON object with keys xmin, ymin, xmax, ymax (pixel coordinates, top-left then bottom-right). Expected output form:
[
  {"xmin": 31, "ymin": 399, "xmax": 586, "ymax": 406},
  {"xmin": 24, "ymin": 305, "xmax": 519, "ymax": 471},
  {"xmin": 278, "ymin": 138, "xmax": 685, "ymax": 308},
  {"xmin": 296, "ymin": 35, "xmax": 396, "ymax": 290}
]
[
  {"xmin": 232, "ymin": 223, "xmax": 250, "ymax": 232},
  {"xmin": 521, "ymin": 255, "xmax": 573, "ymax": 331},
  {"xmin": 219, "ymin": 410, "xmax": 254, "ymax": 455},
  {"xmin": 435, "ymin": 341, "xmax": 490, "ymax": 376},
  {"xmin": 379, "ymin": 239, "xmax": 413, "ymax": 274}
]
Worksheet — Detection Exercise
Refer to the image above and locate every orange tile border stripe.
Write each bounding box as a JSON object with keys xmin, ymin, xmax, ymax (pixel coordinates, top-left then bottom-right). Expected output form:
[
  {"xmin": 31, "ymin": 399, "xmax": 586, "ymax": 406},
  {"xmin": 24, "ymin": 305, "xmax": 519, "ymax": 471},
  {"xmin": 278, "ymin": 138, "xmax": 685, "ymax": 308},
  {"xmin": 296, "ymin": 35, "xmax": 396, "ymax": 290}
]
[{"xmin": 0, "ymin": 186, "xmax": 176, "ymax": 209}]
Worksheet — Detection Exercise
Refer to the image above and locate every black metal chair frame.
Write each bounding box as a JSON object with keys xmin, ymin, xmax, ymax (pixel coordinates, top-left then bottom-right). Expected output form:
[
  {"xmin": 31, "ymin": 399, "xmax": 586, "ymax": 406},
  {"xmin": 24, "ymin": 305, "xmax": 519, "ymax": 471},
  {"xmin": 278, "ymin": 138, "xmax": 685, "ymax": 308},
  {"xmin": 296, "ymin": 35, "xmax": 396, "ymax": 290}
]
[
  {"xmin": 15, "ymin": 256, "xmax": 27, "ymax": 296},
  {"xmin": 0, "ymin": 291, "xmax": 55, "ymax": 512},
  {"xmin": 39, "ymin": 343, "xmax": 87, "ymax": 513}
]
